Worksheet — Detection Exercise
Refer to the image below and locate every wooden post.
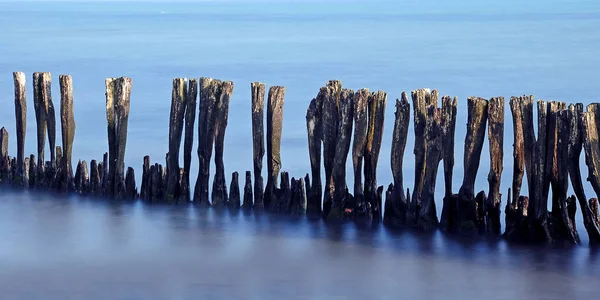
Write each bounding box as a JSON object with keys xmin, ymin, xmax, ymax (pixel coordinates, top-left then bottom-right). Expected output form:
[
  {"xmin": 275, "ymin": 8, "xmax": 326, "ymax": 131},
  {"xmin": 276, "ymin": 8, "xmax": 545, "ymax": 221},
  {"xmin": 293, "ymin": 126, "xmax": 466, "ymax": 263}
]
[
  {"xmin": 327, "ymin": 88, "xmax": 354, "ymax": 221},
  {"xmin": 24, "ymin": 156, "xmax": 30, "ymax": 188},
  {"xmin": 33, "ymin": 72, "xmax": 50, "ymax": 184},
  {"xmin": 101, "ymin": 152, "xmax": 108, "ymax": 195},
  {"xmin": 251, "ymin": 82, "xmax": 266, "ymax": 211},
  {"xmin": 363, "ymin": 91, "xmax": 386, "ymax": 223},
  {"xmin": 242, "ymin": 170, "xmax": 253, "ymax": 210},
  {"xmin": 194, "ymin": 78, "xmax": 219, "ymax": 206},
  {"xmin": 291, "ymin": 177, "xmax": 307, "ymax": 216},
  {"xmin": 567, "ymin": 104, "xmax": 600, "ymax": 244},
  {"xmin": 212, "ymin": 80, "xmax": 234, "ymax": 208},
  {"xmin": 28, "ymin": 154, "xmax": 36, "ymax": 188},
  {"xmin": 408, "ymin": 89, "xmax": 437, "ymax": 226},
  {"xmin": 125, "ymin": 167, "xmax": 136, "ymax": 200},
  {"xmin": 89, "ymin": 159, "xmax": 100, "ymax": 195},
  {"xmin": 181, "ymin": 79, "xmax": 198, "ymax": 202},
  {"xmin": 272, "ymin": 171, "xmax": 291, "ymax": 213},
  {"xmin": 74, "ymin": 160, "xmax": 82, "ymax": 192},
  {"xmin": 416, "ymin": 105, "xmax": 443, "ymax": 230},
  {"xmin": 439, "ymin": 96, "xmax": 459, "ymax": 231},
  {"xmin": 228, "ymin": 171, "xmax": 240, "ymax": 210},
  {"xmin": 0, "ymin": 127, "xmax": 8, "ymax": 183},
  {"xmin": 457, "ymin": 96, "xmax": 488, "ymax": 233},
  {"xmin": 59, "ymin": 75, "xmax": 75, "ymax": 192},
  {"xmin": 486, "ymin": 96, "xmax": 504, "ymax": 235},
  {"xmin": 509, "ymin": 97, "xmax": 526, "ymax": 209},
  {"xmin": 105, "ymin": 77, "xmax": 132, "ymax": 199},
  {"xmin": 319, "ymin": 80, "xmax": 341, "ymax": 217},
  {"xmin": 140, "ymin": 156, "xmax": 150, "ymax": 200},
  {"xmin": 13, "ymin": 72, "xmax": 26, "ymax": 186},
  {"xmin": 351, "ymin": 88, "xmax": 369, "ymax": 218},
  {"xmin": 581, "ymin": 104, "xmax": 600, "ymax": 244},
  {"xmin": 165, "ymin": 78, "xmax": 187, "ymax": 203},
  {"xmin": 265, "ymin": 86, "xmax": 285, "ymax": 210},
  {"xmin": 306, "ymin": 96, "xmax": 322, "ymax": 216},
  {"xmin": 550, "ymin": 109, "xmax": 579, "ymax": 244},
  {"xmin": 384, "ymin": 93, "xmax": 410, "ymax": 227}
]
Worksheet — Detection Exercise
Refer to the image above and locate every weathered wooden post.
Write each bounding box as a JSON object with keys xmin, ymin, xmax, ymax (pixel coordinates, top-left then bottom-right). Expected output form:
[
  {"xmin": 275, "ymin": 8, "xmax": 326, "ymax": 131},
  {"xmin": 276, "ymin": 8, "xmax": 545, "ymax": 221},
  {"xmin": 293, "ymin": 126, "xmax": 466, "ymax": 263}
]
[
  {"xmin": 13, "ymin": 72, "xmax": 27, "ymax": 186},
  {"xmin": 306, "ymin": 95, "xmax": 322, "ymax": 216},
  {"xmin": 291, "ymin": 177, "xmax": 307, "ymax": 216},
  {"xmin": 351, "ymin": 89, "xmax": 369, "ymax": 218},
  {"xmin": 33, "ymin": 72, "xmax": 49, "ymax": 185},
  {"xmin": 319, "ymin": 81, "xmax": 341, "ymax": 217},
  {"xmin": 408, "ymin": 89, "xmax": 437, "ymax": 226},
  {"xmin": 181, "ymin": 79, "xmax": 198, "ymax": 203},
  {"xmin": 101, "ymin": 152, "xmax": 108, "ymax": 195},
  {"xmin": 384, "ymin": 93, "xmax": 410, "ymax": 227},
  {"xmin": 228, "ymin": 171, "xmax": 240, "ymax": 210},
  {"xmin": 439, "ymin": 95, "xmax": 458, "ymax": 231},
  {"xmin": 194, "ymin": 78, "xmax": 219, "ymax": 206},
  {"xmin": 580, "ymin": 103, "xmax": 600, "ymax": 244},
  {"xmin": 59, "ymin": 75, "xmax": 75, "ymax": 192},
  {"xmin": 567, "ymin": 104, "xmax": 600, "ymax": 244},
  {"xmin": 105, "ymin": 77, "xmax": 132, "ymax": 199},
  {"xmin": 265, "ymin": 86, "xmax": 285, "ymax": 210},
  {"xmin": 165, "ymin": 78, "xmax": 188, "ymax": 203},
  {"xmin": 363, "ymin": 91, "xmax": 386, "ymax": 223},
  {"xmin": 486, "ymin": 96, "xmax": 504, "ymax": 235},
  {"xmin": 243, "ymin": 171, "xmax": 253, "ymax": 210},
  {"xmin": 251, "ymin": 82, "xmax": 266, "ymax": 211},
  {"xmin": 89, "ymin": 160, "xmax": 100, "ymax": 195},
  {"xmin": 212, "ymin": 80, "xmax": 234, "ymax": 208},
  {"xmin": 0, "ymin": 128, "xmax": 9, "ymax": 183},
  {"xmin": 28, "ymin": 154, "xmax": 36, "ymax": 187},
  {"xmin": 457, "ymin": 96, "xmax": 488, "ymax": 233},
  {"xmin": 125, "ymin": 167, "xmax": 136, "ymax": 200},
  {"xmin": 140, "ymin": 156, "xmax": 150, "ymax": 200},
  {"xmin": 327, "ymin": 88, "xmax": 354, "ymax": 221}
]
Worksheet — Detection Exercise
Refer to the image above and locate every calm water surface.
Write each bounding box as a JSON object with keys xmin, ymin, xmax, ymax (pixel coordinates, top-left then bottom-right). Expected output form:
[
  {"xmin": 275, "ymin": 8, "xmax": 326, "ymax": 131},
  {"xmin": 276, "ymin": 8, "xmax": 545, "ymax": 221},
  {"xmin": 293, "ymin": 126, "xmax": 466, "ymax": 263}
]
[{"xmin": 0, "ymin": 0, "xmax": 600, "ymax": 298}]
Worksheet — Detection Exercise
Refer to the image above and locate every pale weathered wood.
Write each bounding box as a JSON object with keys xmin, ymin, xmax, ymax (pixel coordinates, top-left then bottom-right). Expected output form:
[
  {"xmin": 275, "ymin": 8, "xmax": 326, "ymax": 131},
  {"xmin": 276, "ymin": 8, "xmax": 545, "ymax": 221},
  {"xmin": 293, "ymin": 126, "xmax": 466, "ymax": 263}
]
[
  {"xmin": 251, "ymin": 82, "xmax": 266, "ymax": 211},
  {"xmin": 351, "ymin": 88, "xmax": 369, "ymax": 216},
  {"xmin": 439, "ymin": 95, "xmax": 459, "ymax": 231},
  {"xmin": 59, "ymin": 75, "xmax": 75, "ymax": 192},
  {"xmin": 0, "ymin": 128, "xmax": 8, "ymax": 183},
  {"xmin": 581, "ymin": 104, "xmax": 600, "ymax": 244},
  {"xmin": 364, "ymin": 91, "xmax": 386, "ymax": 223},
  {"xmin": 13, "ymin": 72, "xmax": 27, "ymax": 186},
  {"xmin": 265, "ymin": 86, "xmax": 285, "ymax": 210},
  {"xmin": 320, "ymin": 80, "xmax": 341, "ymax": 217},
  {"xmin": 33, "ymin": 72, "xmax": 49, "ymax": 181},
  {"xmin": 306, "ymin": 96, "xmax": 322, "ymax": 216}
]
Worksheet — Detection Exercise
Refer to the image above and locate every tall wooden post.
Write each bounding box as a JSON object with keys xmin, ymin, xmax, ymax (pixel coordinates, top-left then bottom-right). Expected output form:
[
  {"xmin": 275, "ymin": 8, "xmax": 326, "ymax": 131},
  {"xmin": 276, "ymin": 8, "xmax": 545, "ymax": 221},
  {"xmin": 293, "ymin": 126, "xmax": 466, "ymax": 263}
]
[
  {"xmin": 105, "ymin": 77, "xmax": 132, "ymax": 199},
  {"xmin": 13, "ymin": 72, "xmax": 26, "ymax": 186}
]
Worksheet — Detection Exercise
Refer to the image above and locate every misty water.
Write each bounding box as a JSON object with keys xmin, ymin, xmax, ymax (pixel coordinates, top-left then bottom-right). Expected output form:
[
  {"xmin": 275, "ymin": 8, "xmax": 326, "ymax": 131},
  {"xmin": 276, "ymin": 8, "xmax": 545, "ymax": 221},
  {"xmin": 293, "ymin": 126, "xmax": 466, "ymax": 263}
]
[{"xmin": 1, "ymin": 0, "xmax": 600, "ymax": 298}]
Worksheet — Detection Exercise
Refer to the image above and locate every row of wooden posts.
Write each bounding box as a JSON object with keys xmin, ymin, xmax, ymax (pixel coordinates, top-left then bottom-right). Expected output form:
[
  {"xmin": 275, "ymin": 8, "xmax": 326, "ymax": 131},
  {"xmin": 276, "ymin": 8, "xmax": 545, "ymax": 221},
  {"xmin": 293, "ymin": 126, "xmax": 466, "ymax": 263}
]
[{"xmin": 2, "ymin": 72, "xmax": 600, "ymax": 245}]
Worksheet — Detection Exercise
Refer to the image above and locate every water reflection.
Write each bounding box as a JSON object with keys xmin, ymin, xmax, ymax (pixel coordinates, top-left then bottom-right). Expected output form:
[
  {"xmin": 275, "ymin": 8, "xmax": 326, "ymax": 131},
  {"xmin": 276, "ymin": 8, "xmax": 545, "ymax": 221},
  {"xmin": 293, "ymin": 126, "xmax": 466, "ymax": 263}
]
[{"xmin": 0, "ymin": 189, "xmax": 598, "ymax": 299}]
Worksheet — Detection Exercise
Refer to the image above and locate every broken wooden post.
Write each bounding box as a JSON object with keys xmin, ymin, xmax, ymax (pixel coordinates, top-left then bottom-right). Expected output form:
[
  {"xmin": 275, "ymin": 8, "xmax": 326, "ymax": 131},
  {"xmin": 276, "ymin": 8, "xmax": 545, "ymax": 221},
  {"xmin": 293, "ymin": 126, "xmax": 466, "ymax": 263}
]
[
  {"xmin": 24, "ymin": 156, "xmax": 30, "ymax": 188},
  {"xmin": 550, "ymin": 109, "xmax": 579, "ymax": 244},
  {"xmin": 416, "ymin": 105, "xmax": 444, "ymax": 230},
  {"xmin": 125, "ymin": 167, "xmax": 136, "ymax": 200},
  {"xmin": 165, "ymin": 78, "xmax": 188, "ymax": 203},
  {"xmin": 74, "ymin": 160, "xmax": 82, "ymax": 192},
  {"xmin": 140, "ymin": 156, "xmax": 150, "ymax": 200},
  {"xmin": 351, "ymin": 88, "xmax": 369, "ymax": 219},
  {"xmin": 13, "ymin": 72, "xmax": 26, "ymax": 186},
  {"xmin": 319, "ymin": 81, "xmax": 341, "ymax": 217},
  {"xmin": 212, "ymin": 80, "xmax": 234, "ymax": 208},
  {"xmin": 28, "ymin": 154, "xmax": 36, "ymax": 187},
  {"xmin": 439, "ymin": 95, "xmax": 459, "ymax": 231},
  {"xmin": 271, "ymin": 171, "xmax": 291, "ymax": 213},
  {"xmin": 101, "ymin": 152, "xmax": 108, "ymax": 195},
  {"xmin": 181, "ymin": 79, "xmax": 198, "ymax": 203},
  {"xmin": 408, "ymin": 89, "xmax": 437, "ymax": 226},
  {"xmin": 0, "ymin": 127, "xmax": 8, "ymax": 183},
  {"xmin": 228, "ymin": 171, "xmax": 240, "ymax": 210},
  {"xmin": 509, "ymin": 97, "xmax": 526, "ymax": 211},
  {"xmin": 581, "ymin": 103, "xmax": 600, "ymax": 244},
  {"xmin": 33, "ymin": 72, "xmax": 50, "ymax": 185},
  {"xmin": 567, "ymin": 104, "xmax": 600, "ymax": 244},
  {"xmin": 291, "ymin": 177, "xmax": 307, "ymax": 216},
  {"xmin": 457, "ymin": 96, "xmax": 488, "ymax": 233},
  {"xmin": 265, "ymin": 85, "xmax": 285, "ymax": 210},
  {"xmin": 243, "ymin": 171, "xmax": 253, "ymax": 210},
  {"xmin": 384, "ymin": 93, "xmax": 410, "ymax": 227},
  {"xmin": 363, "ymin": 91, "xmax": 386, "ymax": 223},
  {"xmin": 90, "ymin": 160, "xmax": 100, "ymax": 195},
  {"xmin": 486, "ymin": 96, "xmax": 504, "ymax": 235},
  {"xmin": 105, "ymin": 77, "xmax": 132, "ymax": 199},
  {"xmin": 327, "ymin": 88, "xmax": 354, "ymax": 221},
  {"xmin": 251, "ymin": 82, "xmax": 266, "ymax": 211},
  {"xmin": 59, "ymin": 74, "xmax": 75, "ymax": 192},
  {"xmin": 194, "ymin": 78, "xmax": 219, "ymax": 206},
  {"xmin": 306, "ymin": 97, "xmax": 322, "ymax": 217}
]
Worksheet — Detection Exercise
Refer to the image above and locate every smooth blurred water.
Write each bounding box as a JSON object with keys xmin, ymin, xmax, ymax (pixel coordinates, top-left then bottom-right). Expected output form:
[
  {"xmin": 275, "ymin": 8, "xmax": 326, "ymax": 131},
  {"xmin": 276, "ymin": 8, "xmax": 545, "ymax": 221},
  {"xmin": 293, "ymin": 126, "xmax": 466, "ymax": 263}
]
[{"xmin": 0, "ymin": 0, "xmax": 600, "ymax": 298}]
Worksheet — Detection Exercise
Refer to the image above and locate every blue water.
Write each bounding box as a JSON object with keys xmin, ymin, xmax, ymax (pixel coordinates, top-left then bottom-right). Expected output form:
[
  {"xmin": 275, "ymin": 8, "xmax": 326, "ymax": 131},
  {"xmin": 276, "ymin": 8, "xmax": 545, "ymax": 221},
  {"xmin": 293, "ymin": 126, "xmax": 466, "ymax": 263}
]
[{"xmin": 0, "ymin": 0, "xmax": 600, "ymax": 298}]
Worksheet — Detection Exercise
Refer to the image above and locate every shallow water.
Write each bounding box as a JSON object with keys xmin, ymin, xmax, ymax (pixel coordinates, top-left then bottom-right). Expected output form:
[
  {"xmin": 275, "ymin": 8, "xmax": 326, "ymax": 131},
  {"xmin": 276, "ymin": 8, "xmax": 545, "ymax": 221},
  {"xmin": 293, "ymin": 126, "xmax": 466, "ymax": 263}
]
[
  {"xmin": 0, "ymin": 189, "xmax": 599, "ymax": 299},
  {"xmin": 1, "ymin": 0, "xmax": 600, "ymax": 298}
]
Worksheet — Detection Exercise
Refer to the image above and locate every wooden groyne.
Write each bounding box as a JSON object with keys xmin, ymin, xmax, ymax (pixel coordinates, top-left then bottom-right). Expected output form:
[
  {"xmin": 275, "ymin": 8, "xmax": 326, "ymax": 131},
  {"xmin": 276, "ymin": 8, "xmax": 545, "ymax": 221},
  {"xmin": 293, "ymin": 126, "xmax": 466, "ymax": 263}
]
[{"xmin": 2, "ymin": 72, "xmax": 600, "ymax": 246}]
